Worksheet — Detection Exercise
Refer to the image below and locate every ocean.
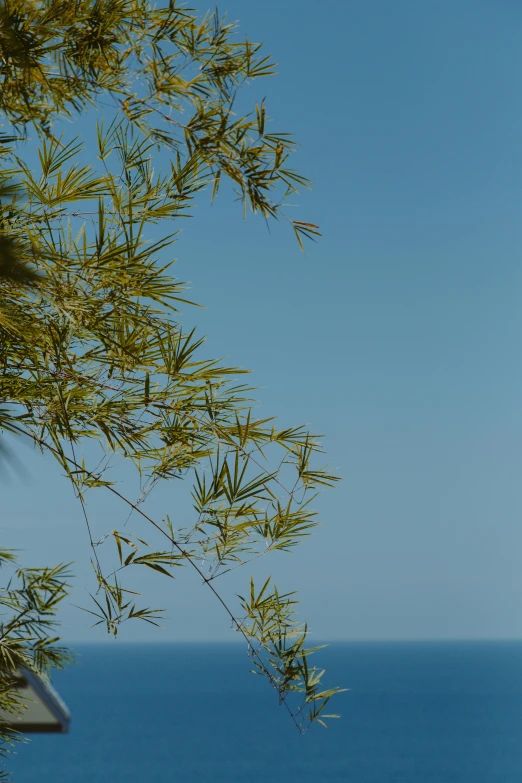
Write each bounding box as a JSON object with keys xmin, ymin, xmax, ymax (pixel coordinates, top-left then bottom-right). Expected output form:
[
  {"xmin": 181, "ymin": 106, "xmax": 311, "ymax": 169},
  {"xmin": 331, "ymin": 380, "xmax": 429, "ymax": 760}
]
[{"xmin": 7, "ymin": 641, "xmax": 522, "ymax": 782}]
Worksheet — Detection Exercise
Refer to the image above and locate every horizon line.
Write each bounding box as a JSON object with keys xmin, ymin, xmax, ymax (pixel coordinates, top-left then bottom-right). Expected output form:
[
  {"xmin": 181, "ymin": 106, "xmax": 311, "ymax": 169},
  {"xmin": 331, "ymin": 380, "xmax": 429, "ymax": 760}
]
[{"xmin": 59, "ymin": 636, "xmax": 522, "ymax": 645}]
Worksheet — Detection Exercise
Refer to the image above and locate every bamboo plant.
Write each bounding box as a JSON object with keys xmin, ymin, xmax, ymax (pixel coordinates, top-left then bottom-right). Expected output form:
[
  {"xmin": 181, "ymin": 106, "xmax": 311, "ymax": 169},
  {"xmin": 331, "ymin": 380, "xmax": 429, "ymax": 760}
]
[{"xmin": 0, "ymin": 1, "xmax": 343, "ymax": 765}]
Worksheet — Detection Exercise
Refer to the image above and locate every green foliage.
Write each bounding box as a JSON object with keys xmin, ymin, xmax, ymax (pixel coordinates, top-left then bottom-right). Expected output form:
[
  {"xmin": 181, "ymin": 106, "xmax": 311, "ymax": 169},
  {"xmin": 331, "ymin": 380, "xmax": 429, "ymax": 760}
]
[
  {"xmin": 238, "ymin": 577, "xmax": 346, "ymax": 730},
  {"xmin": 0, "ymin": 551, "xmax": 71, "ymax": 765},
  {"xmin": 0, "ymin": 0, "xmax": 341, "ymax": 767}
]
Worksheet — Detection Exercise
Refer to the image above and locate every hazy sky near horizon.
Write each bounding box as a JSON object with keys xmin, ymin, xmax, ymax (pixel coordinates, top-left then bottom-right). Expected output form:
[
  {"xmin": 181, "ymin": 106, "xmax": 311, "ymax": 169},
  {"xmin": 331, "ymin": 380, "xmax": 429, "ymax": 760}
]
[{"xmin": 3, "ymin": 0, "xmax": 522, "ymax": 643}]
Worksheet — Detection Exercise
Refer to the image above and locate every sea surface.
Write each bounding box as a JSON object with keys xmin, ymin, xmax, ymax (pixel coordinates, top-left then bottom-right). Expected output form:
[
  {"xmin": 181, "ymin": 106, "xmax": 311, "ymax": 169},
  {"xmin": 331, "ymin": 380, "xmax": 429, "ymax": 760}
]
[{"xmin": 7, "ymin": 641, "xmax": 522, "ymax": 782}]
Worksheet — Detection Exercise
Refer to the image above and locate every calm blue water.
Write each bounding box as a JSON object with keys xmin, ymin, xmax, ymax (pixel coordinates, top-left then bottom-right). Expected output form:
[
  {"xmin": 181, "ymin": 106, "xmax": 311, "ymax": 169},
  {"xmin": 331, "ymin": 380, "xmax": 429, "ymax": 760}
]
[{"xmin": 7, "ymin": 641, "xmax": 522, "ymax": 782}]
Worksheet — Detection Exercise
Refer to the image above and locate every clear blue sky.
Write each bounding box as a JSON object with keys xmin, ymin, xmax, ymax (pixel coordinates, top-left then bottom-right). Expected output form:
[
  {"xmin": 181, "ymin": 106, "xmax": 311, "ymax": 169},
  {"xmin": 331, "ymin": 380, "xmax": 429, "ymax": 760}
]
[{"xmin": 3, "ymin": 0, "xmax": 522, "ymax": 642}]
